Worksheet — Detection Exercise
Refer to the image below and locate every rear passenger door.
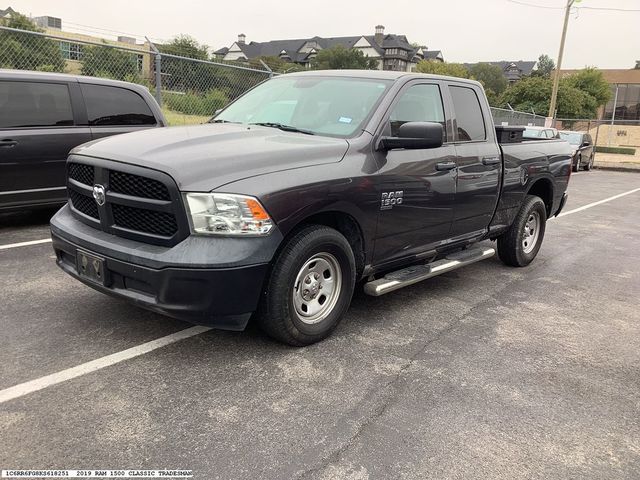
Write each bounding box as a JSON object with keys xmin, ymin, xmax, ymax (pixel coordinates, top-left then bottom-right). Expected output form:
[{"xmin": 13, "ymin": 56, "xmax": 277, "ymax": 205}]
[
  {"xmin": 80, "ymin": 83, "xmax": 158, "ymax": 140},
  {"xmin": 448, "ymin": 84, "xmax": 502, "ymax": 237},
  {"xmin": 0, "ymin": 80, "xmax": 91, "ymax": 209}
]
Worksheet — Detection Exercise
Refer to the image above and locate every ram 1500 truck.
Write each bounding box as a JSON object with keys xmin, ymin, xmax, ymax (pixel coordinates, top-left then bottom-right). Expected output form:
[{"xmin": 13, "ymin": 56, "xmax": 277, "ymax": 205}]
[{"xmin": 50, "ymin": 70, "xmax": 572, "ymax": 346}]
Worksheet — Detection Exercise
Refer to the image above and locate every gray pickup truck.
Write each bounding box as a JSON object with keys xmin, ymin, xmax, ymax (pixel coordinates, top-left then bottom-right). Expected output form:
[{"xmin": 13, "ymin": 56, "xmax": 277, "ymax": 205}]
[{"xmin": 50, "ymin": 70, "xmax": 572, "ymax": 346}]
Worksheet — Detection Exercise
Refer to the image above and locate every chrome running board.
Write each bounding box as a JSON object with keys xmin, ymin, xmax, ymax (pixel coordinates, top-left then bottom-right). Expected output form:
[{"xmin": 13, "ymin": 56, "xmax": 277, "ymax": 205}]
[{"xmin": 364, "ymin": 246, "xmax": 495, "ymax": 296}]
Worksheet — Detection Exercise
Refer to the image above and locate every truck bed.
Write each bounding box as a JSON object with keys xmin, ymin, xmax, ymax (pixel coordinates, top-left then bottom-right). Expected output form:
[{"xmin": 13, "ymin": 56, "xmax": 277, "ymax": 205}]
[{"xmin": 490, "ymin": 132, "xmax": 573, "ymax": 233}]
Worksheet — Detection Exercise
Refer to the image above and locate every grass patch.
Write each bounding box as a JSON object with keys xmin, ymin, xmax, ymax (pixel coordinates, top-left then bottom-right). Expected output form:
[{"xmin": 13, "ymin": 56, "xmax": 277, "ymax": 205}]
[
  {"xmin": 162, "ymin": 108, "xmax": 211, "ymax": 126},
  {"xmin": 595, "ymin": 146, "xmax": 636, "ymax": 155}
]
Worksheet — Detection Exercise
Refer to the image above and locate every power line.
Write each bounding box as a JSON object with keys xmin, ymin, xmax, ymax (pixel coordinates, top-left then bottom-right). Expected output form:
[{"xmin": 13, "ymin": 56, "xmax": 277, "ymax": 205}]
[
  {"xmin": 577, "ymin": 6, "xmax": 640, "ymax": 12},
  {"xmin": 506, "ymin": 0, "xmax": 640, "ymax": 12},
  {"xmin": 506, "ymin": 1, "xmax": 564, "ymax": 10},
  {"xmin": 62, "ymin": 22, "xmax": 168, "ymax": 43}
]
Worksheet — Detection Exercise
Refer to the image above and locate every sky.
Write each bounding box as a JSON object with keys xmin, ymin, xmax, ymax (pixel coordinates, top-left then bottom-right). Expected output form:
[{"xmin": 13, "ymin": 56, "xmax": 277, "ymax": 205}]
[{"xmin": 6, "ymin": 0, "xmax": 640, "ymax": 69}]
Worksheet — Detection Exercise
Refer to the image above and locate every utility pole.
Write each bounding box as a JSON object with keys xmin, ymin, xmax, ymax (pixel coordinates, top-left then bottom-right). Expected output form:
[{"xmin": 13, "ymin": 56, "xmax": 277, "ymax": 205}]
[{"xmin": 548, "ymin": 0, "xmax": 579, "ymax": 118}]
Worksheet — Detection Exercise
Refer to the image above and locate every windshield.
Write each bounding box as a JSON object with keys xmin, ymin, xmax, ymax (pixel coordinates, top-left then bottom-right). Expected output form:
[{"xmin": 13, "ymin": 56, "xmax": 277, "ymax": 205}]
[
  {"xmin": 559, "ymin": 132, "xmax": 583, "ymax": 145},
  {"xmin": 212, "ymin": 76, "xmax": 391, "ymax": 138}
]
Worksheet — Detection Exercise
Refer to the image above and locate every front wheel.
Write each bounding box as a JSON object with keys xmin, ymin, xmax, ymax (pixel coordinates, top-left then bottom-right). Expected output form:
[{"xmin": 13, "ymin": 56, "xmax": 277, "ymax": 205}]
[
  {"xmin": 584, "ymin": 154, "xmax": 594, "ymax": 171},
  {"xmin": 257, "ymin": 225, "xmax": 356, "ymax": 346},
  {"xmin": 497, "ymin": 195, "xmax": 547, "ymax": 267},
  {"xmin": 573, "ymin": 155, "xmax": 581, "ymax": 172}
]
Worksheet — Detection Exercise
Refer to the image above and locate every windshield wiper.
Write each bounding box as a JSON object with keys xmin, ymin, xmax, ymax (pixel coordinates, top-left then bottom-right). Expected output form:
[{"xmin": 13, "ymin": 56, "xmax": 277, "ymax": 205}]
[
  {"xmin": 209, "ymin": 119, "xmax": 239, "ymax": 124},
  {"xmin": 250, "ymin": 122, "xmax": 315, "ymax": 135}
]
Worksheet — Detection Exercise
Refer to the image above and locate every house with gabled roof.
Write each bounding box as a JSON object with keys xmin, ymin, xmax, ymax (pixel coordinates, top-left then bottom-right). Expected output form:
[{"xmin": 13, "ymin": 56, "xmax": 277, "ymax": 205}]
[
  {"xmin": 0, "ymin": 6, "xmax": 17, "ymax": 23},
  {"xmin": 463, "ymin": 61, "xmax": 537, "ymax": 83},
  {"xmin": 213, "ymin": 25, "xmax": 443, "ymax": 72}
]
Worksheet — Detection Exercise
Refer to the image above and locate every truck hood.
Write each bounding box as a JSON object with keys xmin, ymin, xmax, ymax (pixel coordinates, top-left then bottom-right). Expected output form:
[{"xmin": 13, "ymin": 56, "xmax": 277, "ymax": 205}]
[{"xmin": 71, "ymin": 123, "xmax": 350, "ymax": 191}]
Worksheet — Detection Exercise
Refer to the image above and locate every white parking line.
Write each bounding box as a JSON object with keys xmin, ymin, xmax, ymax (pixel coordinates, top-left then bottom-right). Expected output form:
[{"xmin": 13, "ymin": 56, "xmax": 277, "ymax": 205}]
[
  {"xmin": 0, "ymin": 326, "xmax": 211, "ymax": 405},
  {"xmin": 0, "ymin": 238, "xmax": 52, "ymax": 250},
  {"xmin": 558, "ymin": 187, "xmax": 640, "ymax": 218}
]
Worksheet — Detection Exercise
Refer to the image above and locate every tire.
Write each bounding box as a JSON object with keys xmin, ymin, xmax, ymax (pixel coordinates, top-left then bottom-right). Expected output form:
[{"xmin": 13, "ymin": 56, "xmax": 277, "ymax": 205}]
[
  {"xmin": 497, "ymin": 195, "xmax": 547, "ymax": 267},
  {"xmin": 584, "ymin": 153, "xmax": 594, "ymax": 171},
  {"xmin": 573, "ymin": 155, "xmax": 581, "ymax": 172},
  {"xmin": 257, "ymin": 225, "xmax": 356, "ymax": 346}
]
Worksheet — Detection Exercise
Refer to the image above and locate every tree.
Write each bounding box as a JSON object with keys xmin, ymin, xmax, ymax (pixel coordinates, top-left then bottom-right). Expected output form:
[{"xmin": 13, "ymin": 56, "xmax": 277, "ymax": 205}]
[
  {"xmin": 311, "ymin": 45, "xmax": 378, "ymax": 70},
  {"xmin": 159, "ymin": 34, "xmax": 209, "ymax": 60},
  {"xmin": 499, "ymin": 66, "xmax": 612, "ymax": 119},
  {"xmin": 532, "ymin": 54, "xmax": 555, "ymax": 78},
  {"xmin": 416, "ymin": 60, "xmax": 470, "ymax": 78},
  {"xmin": 498, "ymin": 76, "xmax": 591, "ymax": 118},
  {"xmin": 563, "ymin": 67, "xmax": 611, "ymax": 107},
  {"xmin": 469, "ymin": 62, "xmax": 507, "ymax": 98},
  {"xmin": 158, "ymin": 35, "xmax": 214, "ymax": 93},
  {"xmin": 0, "ymin": 12, "xmax": 65, "ymax": 72},
  {"xmin": 81, "ymin": 44, "xmax": 139, "ymax": 81}
]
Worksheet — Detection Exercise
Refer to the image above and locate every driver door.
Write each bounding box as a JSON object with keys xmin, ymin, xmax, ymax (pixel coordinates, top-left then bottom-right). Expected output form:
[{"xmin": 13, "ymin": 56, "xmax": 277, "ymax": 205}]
[{"xmin": 371, "ymin": 82, "xmax": 457, "ymax": 266}]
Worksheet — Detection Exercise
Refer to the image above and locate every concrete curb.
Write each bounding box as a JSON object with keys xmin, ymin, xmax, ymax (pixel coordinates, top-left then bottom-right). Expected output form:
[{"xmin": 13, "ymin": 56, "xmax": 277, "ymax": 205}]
[{"xmin": 594, "ymin": 164, "xmax": 640, "ymax": 173}]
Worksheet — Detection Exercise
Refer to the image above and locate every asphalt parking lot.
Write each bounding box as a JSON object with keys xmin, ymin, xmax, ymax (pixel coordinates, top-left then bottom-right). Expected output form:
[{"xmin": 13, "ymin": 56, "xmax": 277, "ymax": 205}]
[{"xmin": 1, "ymin": 169, "xmax": 639, "ymax": 479}]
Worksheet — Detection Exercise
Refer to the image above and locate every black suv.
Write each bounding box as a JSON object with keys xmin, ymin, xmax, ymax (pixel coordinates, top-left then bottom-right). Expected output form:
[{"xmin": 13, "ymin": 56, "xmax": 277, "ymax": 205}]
[
  {"xmin": 559, "ymin": 131, "xmax": 595, "ymax": 171},
  {"xmin": 0, "ymin": 70, "xmax": 165, "ymax": 211}
]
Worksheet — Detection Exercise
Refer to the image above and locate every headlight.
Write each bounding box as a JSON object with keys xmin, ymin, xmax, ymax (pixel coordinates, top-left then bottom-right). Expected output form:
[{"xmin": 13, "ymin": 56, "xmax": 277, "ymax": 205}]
[{"xmin": 184, "ymin": 193, "xmax": 274, "ymax": 236}]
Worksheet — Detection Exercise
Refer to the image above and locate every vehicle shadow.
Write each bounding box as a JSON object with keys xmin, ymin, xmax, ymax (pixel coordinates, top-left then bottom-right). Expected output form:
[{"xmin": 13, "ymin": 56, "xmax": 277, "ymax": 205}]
[{"xmin": 0, "ymin": 206, "xmax": 60, "ymax": 230}]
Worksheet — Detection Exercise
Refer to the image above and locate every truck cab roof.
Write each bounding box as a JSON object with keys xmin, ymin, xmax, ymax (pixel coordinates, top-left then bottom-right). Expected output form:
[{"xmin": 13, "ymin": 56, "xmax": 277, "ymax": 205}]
[{"xmin": 285, "ymin": 69, "xmax": 484, "ymax": 88}]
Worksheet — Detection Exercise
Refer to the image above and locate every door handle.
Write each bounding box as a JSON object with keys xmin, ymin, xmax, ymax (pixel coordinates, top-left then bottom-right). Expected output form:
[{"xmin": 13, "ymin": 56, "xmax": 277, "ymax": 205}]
[
  {"xmin": 435, "ymin": 161, "xmax": 456, "ymax": 171},
  {"xmin": 482, "ymin": 156, "xmax": 501, "ymax": 166},
  {"xmin": 0, "ymin": 139, "xmax": 18, "ymax": 148}
]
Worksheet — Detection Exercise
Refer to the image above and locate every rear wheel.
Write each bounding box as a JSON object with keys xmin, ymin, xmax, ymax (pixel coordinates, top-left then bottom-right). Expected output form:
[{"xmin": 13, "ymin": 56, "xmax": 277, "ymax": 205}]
[
  {"xmin": 257, "ymin": 225, "xmax": 356, "ymax": 346},
  {"xmin": 497, "ymin": 195, "xmax": 547, "ymax": 267}
]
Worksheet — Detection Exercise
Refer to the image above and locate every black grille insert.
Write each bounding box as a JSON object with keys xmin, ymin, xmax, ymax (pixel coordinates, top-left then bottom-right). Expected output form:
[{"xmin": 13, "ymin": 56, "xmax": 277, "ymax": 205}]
[
  {"xmin": 109, "ymin": 171, "xmax": 171, "ymax": 200},
  {"xmin": 69, "ymin": 189, "xmax": 99, "ymax": 219},
  {"xmin": 112, "ymin": 203, "xmax": 178, "ymax": 237},
  {"xmin": 67, "ymin": 159, "xmax": 187, "ymax": 246},
  {"xmin": 68, "ymin": 163, "xmax": 94, "ymax": 186}
]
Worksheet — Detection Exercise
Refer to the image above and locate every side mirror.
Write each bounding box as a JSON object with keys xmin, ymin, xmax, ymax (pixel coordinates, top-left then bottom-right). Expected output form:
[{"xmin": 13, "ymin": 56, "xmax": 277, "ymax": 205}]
[
  {"xmin": 379, "ymin": 122, "xmax": 444, "ymax": 150},
  {"xmin": 582, "ymin": 141, "xmax": 591, "ymax": 147}
]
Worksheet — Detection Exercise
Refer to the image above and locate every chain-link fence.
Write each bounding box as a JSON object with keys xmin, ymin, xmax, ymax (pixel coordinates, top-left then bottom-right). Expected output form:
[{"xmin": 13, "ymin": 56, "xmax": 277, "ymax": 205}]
[
  {"xmin": 0, "ymin": 25, "xmax": 273, "ymax": 125},
  {"xmin": 555, "ymin": 118, "xmax": 640, "ymax": 161},
  {"xmin": 490, "ymin": 107, "xmax": 546, "ymax": 127}
]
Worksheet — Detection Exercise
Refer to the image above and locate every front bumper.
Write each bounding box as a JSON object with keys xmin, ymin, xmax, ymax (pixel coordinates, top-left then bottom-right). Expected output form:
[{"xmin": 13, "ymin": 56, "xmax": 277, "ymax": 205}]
[{"xmin": 50, "ymin": 205, "xmax": 283, "ymax": 330}]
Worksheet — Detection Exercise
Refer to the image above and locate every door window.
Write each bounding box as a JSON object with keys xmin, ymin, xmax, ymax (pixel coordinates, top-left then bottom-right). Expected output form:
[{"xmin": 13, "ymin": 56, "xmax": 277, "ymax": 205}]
[
  {"xmin": 0, "ymin": 81, "xmax": 73, "ymax": 128},
  {"xmin": 388, "ymin": 84, "xmax": 445, "ymax": 138},
  {"xmin": 80, "ymin": 84, "xmax": 156, "ymax": 126},
  {"xmin": 450, "ymin": 86, "xmax": 486, "ymax": 142}
]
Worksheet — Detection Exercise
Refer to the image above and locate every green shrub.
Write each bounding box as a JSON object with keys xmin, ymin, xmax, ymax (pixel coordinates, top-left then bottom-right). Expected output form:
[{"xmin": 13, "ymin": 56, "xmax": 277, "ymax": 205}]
[
  {"xmin": 163, "ymin": 89, "xmax": 229, "ymax": 116},
  {"xmin": 595, "ymin": 146, "xmax": 636, "ymax": 155}
]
